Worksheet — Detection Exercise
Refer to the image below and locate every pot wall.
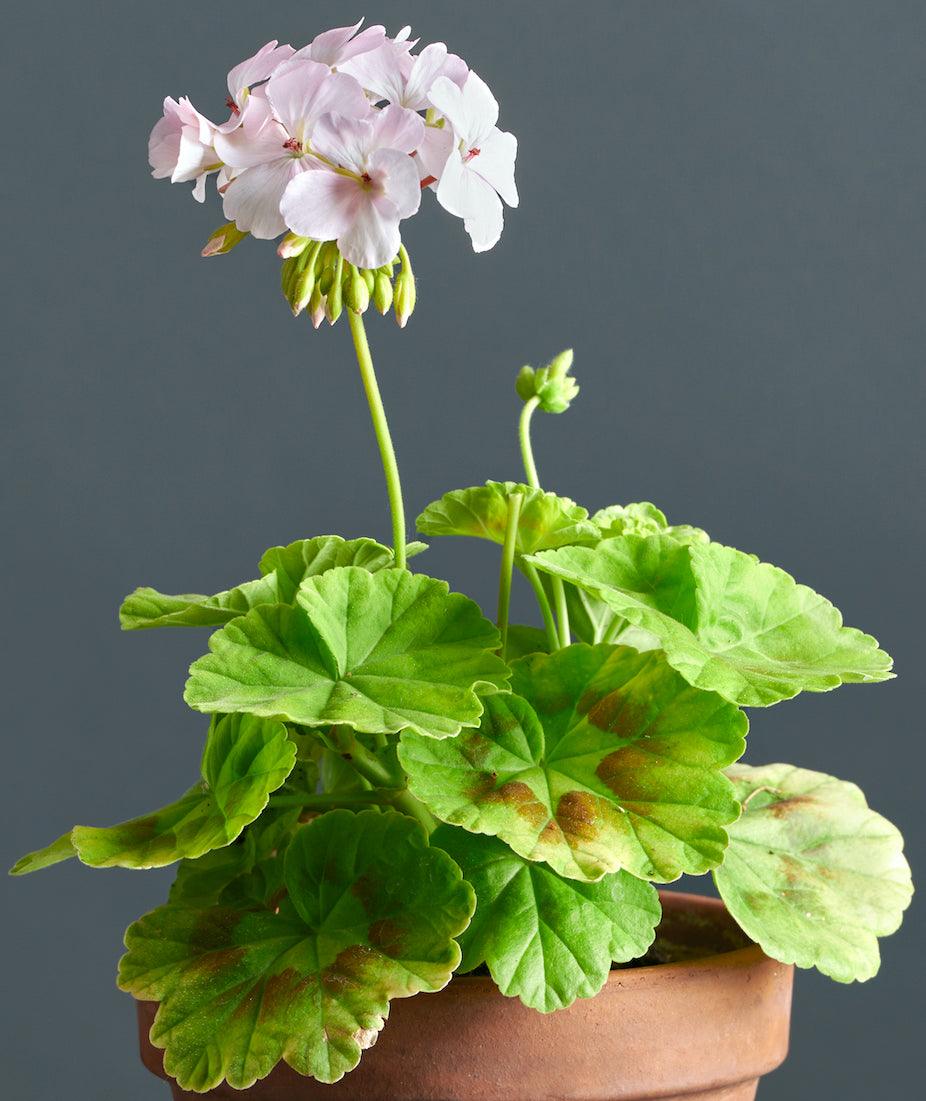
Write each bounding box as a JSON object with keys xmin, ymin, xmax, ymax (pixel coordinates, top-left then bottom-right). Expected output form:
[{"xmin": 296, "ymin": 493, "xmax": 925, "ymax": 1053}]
[{"xmin": 137, "ymin": 891, "xmax": 793, "ymax": 1101}]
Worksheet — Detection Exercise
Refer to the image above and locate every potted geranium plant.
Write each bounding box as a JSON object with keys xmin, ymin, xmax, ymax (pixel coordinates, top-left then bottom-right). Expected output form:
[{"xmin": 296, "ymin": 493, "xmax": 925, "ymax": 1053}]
[{"xmin": 12, "ymin": 18, "xmax": 912, "ymax": 1101}]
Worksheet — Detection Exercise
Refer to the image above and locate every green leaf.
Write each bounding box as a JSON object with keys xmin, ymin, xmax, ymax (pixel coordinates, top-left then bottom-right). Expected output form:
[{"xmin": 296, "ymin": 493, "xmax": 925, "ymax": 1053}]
[
  {"xmin": 504, "ymin": 624, "xmax": 552, "ymax": 661},
  {"xmin": 118, "ymin": 809, "xmax": 475, "ymax": 1090},
  {"xmin": 399, "ymin": 644, "xmax": 746, "ymax": 882},
  {"xmin": 416, "ymin": 481, "xmax": 599, "ymax": 555},
  {"xmin": 258, "ymin": 535, "xmax": 427, "ymax": 603},
  {"xmin": 714, "ymin": 763, "xmax": 913, "ymax": 982},
  {"xmin": 185, "ymin": 566, "xmax": 510, "ymax": 739},
  {"xmin": 592, "ymin": 502, "xmax": 708, "ymax": 545},
  {"xmin": 120, "ymin": 535, "xmax": 420, "ymax": 630},
  {"xmin": 10, "ymin": 715, "xmax": 295, "ymax": 874},
  {"xmin": 120, "ymin": 574, "xmax": 284, "ymax": 630},
  {"xmin": 169, "ymin": 806, "xmax": 303, "ymax": 908},
  {"xmin": 433, "ymin": 827, "xmax": 660, "ymax": 1011},
  {"xmin": 527, "ymin": 535, "xmax": 893, "ymax": 707}
]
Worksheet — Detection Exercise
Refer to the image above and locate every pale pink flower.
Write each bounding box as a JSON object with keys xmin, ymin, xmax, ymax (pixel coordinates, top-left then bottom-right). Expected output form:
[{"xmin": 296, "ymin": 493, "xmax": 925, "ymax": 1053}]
[
  {"xmin": 148, "ymin": 96, "xmax": 219, "ymax": 202},
  {"xmin": 215, "ymin": 60, "xmax": 370, "ymax": 239},
  {"xmin": 342, "ymin": 41, "xmax": 467, "ymax": 111},
  {"xmin": 428, "ymin": 71, "xmax": 518, "ymax": 252},
  {"xmin": 280, "ymin": 105, "xmax": 424, "ymax": 269},
  {"xmin": 292, "ymin": 19, "xmax": 386, "ymax": 69},
  {"xmin": 220, "ymin": 40, "xmax": 295, "ymax": 132}
]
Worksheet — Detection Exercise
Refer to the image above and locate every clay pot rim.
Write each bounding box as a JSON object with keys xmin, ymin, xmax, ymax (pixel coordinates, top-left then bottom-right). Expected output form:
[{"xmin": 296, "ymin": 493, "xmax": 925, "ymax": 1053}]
[{"xmin": 438, "ymin": 890, "xmax": 764, "ymax": 995}]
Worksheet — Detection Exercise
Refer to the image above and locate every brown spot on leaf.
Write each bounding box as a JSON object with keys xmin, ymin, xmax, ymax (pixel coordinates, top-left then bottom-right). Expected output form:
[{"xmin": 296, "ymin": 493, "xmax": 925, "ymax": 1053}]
[
  {"xmin": 323, "ymin": 945, "xmax": 376, "ymax": 992},
  {"xmin": 765, "ymin": 795, "xmax": 816, "ymax": 819},
  {"xmin": 368, "ymin": 918, "xmax": 406, "ymax": 957},
  {"xmin": 482, "ymin": 781, "xmax": 547, "ymax": 828},
  {"xmin": 555, "ymin": 791, "xmax": 601, "ymax": 843},
  {"xmin": 579, "ymin": 688, "xmax": 645, "ymax": 735},
  {"xmin": 261, "ymin": 967, "xmax": 317, "ymax": 1018},
  {"xmin": 351, "ymin": 873, "xmax": 379, "ymax": 913}
]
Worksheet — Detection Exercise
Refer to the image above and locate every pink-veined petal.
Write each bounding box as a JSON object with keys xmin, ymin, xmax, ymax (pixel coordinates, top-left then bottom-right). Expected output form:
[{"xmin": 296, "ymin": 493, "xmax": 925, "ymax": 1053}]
[
  {"xmin": 280, "ymin": 168, "xmax": 365, "ymax": 242},
  {"xmin": 222, "ymin": 158, "xmax": 309, "ymax": 239},
  {"xmin": 267, "ymin": 62, "xmax": 369, "ymax": 145},
  {"xmin": 471, "ymin": 127, "xmax": 518, "ymax": 208},
  {"xmin": 310, "ymin": 113, "xmax": 375, "ymax": 174},
  {"xmin": 173, "ymin": 126, "xmax": 218, "ymax": 183},
  {"xmin": 227, "ymin": 40, "xmax": 294, "ymax": 103},
  {"xmin": 214, "ymin": 100, "xmax": 288, "ymax": 169},
  {"xmin": 372, "ymin": 104, "xmax": 425, "ymax": 155},
  {"xmin": 437, "ymin": 152, "xmax": 504, "ymax": 252},
  {"xmin": 415, "ymin": 125, "xmax": 454, "ymax": 186},
  {"xmin": 370, "ymin": 147, "xmax": 422, "ymax": 220},
  {"xmin": 429, "ymin": 71, "xmax": 498, "ymax": 149},
  {"xmin": 403, "ymin": 43, "xmax": 449, "ymax": 109},
  {"xmin": 339, "ymin": 42, "xmax": 406, "ymax": 104},
  {"xmin": 149, "ymin": 98, "xmax": 183, "ymax": 179},
  {"xmin": 298, "ymin": 21, "xmax": 387, "ymax": 67},
  {"xmin": 338, "ymin": 196, "xmax": 402, "ymax": 269}
]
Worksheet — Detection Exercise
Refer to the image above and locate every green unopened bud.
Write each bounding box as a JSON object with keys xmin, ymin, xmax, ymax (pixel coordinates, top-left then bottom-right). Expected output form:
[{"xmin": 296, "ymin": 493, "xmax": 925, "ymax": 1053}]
[
  {"xmin": 373, "ymin": 270, "xmax": 394, "ymax": 314},
  {"xmin": 277, "ymin": 232, "xmax": 310, "ymax": 259},
  {"xmin": 346, "ymin": 267, "xmax": 370, "ymax": 314},
  {"xmin": 201, "ymin": 222, "xmax": 248, "ymax": 257},
  {"xmin": 326, "ymin": 259, "xmax": 344, "ymax": 324},
  {"xmin": 394, "ymin": 246, "xmax": 416, "ymax": 328},
  {"xmin": 515, "ymin": 349, "xmax": 579, "ymax": 413},
  {"xmin": 292, "ymin": 267, "xmax": 316, "ymax": 315},
  {"xmin": 318, "ymin": 265, "xmax": 336, "ymax": 296},
  {"xmin": 308, "ymin": 286, "xmax": 326, "ymax": 329},
  {"xmin": 361, "ymin": 268, "xmax": 375, "ymax": 293}
]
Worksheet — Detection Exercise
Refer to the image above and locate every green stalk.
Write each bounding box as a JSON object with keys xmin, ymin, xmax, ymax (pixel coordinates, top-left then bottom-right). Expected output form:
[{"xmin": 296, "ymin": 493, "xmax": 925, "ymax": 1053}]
[
  {"xmin": 347, "ymin": 309, "xmax": 407, "ymax": 568},
  {"xmin": 497, "ymin": 491, "xmax": 523, "ymax": 660},
  {"xmin": 518, "ymin": 395, "xmax": 570, "ymax": 647},
  {"xmin": 520, "ymin": 558, "xmax": 559, "ymax": 652}
]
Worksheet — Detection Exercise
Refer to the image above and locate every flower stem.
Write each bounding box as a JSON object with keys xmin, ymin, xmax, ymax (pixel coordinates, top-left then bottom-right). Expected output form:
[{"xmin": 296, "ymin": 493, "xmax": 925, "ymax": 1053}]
[
  {"xmin": 518, "ymin": 395, "xmax": 570, "ymax": 647},
  {"xmin": 519, "ymin": 396, "xmax": 542, "ymax": 490},
  {"xmin": 497, "ymin": 492, "xmax": 524, "ymax": 660},
  {"xmin": 520, "ymin": 558, "xmax": 559, "ymax": 652},
  {"xmin": 347, "ymin": 309, "xmax": 407, "ymax": 568}
]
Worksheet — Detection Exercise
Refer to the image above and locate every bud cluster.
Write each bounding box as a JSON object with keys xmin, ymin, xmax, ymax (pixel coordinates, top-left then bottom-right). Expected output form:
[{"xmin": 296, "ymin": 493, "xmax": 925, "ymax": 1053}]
[
  {"xmin": 515, "ymin": 349, "xmax": 579, "ymax": 413},
  {"xmin": 278, "ymin": 235, "xmax": 416, "ymax": 328}
]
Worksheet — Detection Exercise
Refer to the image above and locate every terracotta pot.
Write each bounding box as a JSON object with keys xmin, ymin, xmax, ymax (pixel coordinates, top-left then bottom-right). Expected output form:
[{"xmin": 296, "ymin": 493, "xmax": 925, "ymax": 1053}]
[{"xmin": 136, "ymin": 890, "xmax": 793, "ymax": 1101}]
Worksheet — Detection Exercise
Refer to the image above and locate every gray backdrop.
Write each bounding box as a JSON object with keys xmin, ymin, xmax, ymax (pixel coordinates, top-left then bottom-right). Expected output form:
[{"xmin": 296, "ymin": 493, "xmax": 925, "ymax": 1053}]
[{"xmin": 2, "ymin": 2, "xmax": 922, "ymax": 1097}]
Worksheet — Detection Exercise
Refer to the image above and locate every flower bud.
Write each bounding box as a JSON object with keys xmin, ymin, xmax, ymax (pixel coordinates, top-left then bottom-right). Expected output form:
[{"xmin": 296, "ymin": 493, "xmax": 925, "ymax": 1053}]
[
  {"xmin": 326, "ymin": 262, "xmax": 344, "ymax": 324},
  {"xmin": 373, "ymin": 270, "xmax": 394, "ymax": 315},
  {"xmin": 515, "ymin": 349, "xmax": 579, "ymax": 413},
  {"xmin": 361, "ymin": 268, "xmax": 376, "ymax": 293},
  {"xmin": 277, "ymin": 233, "xmax": 310, "ymax": 259},
  {"xmin": 394, "ymin": 273, "xmax": 415, "ymax": 328},
  {"xmin": 318, "ymin": 265, "xmax": 336, "ymax": 296},
  {"xmin": 292, "ymin": 267, "xmax": 316, "ymax": 315},
  {"xmin": 346, "ymin": 267, "xmax": 370, "ymax": 314},
  {"xmin": 201, "ymin": 222, "xmax": 248, "ymax": 257},
  {"xmin": 308, "ymin": 286, "xmax": 326, "ymax": 329}
]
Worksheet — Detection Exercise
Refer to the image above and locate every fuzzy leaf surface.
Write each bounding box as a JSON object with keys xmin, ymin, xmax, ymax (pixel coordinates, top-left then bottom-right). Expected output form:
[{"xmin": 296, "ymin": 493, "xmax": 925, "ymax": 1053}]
[
  {"xmin": 433, "ymin": 827, "xmax": 659, "ymax": 1011},
  {"xmin": 416, "ymin": 482, "xmax": 599, "ymax": 555},
  {"xmin": 527, "ymin": 536, "xmax": 893, "ymax": 706},
  {"xmin": 714, "ymin": 763, "xmax": 913, "ymax": 982},
  {"xmin": 185, "ymin": 567, "xmax": 509, "ymax": 738},
  {"xmin": 121, "ymin": 535, "xmax": 416, "ymax": 630},
  {"xmin": 118, "ymin": 810, "xmax": 475, "ymax": 1090},
  {"xmin": 400, "ymin": 644, "xmax": 746, "ymax": 881},
  {"xmin": 11, "ymin": 715, "xmax": 295, "ymax": 874}
]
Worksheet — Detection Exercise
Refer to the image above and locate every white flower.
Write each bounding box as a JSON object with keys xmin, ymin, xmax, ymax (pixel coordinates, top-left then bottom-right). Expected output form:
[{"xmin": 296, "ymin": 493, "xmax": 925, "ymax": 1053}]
[
  {"xmin": 220, "ymin": 40, "xmax": 295, "ymax": 132},
  {"xmin": 148, "ymin": 96, "xmax": 219, "ymax": 202},
  {"xmin": 214, "ymin": 60, "xmax": 370, "ymax": 239},
  {"xmin": 292, "ymin": 19, "xmax": 386, "ymax": 69},
  {"xmin": 342, "ymin": 40, "xmax": 467, "ymax": 111},
  {"xmin": 428, "ymin": 71, "xmax": 518, "ymax": 251},
  {"xmin": 280, "ymin": 106, "xmax": 424, "ymax": 269}
]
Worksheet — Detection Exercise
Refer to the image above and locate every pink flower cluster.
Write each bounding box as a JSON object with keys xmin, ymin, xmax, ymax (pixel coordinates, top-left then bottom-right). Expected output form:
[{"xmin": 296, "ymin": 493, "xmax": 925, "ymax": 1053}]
[{"xmin": 149, "ymin": 21, "xmax": 518, "ymax": 269}]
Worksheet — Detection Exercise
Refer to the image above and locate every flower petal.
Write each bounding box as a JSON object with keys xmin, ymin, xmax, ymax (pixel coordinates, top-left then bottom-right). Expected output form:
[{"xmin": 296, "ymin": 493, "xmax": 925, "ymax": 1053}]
[
  {"xmin": 472, "ymin": 128, "xmax": 518, "ymax": 208},
  {"xmin": 415, "ymin": 125, "xmax": 454, "ymax": 187},
  {"xmin": 371, "ymin": 147, "xmax": 422, "ymax": 220},
  {"xmin": 214, "ymin": 100, "xmax": 287, "ymax": 169},
  {"xmin": 298, "ymin": 20, "xmax": 387, "ymax": 68},
  {"xmin": 430, "ymin": 71, "xmax": 498, "ymax": 149},
  {"xmin": 227, "ymin": 41, "xmax": 294, "ymax": 104},
  {"xmin": 338, "ymin": 198, "xmax": 402, "ymax": 269},
  {"xmin": 437, "ymin": 152, "xmax": 504, "ymax": 252},
  {"xmin": 267, "ymin": 62, "xmax": 369, "ymax": 146},
  {"xmin": 222, "ymin": 158, "xmax": 308, "ymax": 239},
  {"xmin": 403, "ymin": 43, "xmax": 449, "ymax": 109},
  {"xmin": 339, "ymin": 43, "xmax": 407, "ymax": 104},
  {"xmin": 280, "ymin": 168, "xmax": 363, "ymax": 242},
  {"xmin": 372, "ymin": 104, "xmax": 425, "ymax": 155}
]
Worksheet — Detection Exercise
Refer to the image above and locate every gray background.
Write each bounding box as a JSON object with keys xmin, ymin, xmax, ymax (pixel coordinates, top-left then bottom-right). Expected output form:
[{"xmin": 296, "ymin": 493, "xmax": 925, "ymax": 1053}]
[{"xmin": 2, "ymin": 1, "xmax": 922, "ymax": 1097}]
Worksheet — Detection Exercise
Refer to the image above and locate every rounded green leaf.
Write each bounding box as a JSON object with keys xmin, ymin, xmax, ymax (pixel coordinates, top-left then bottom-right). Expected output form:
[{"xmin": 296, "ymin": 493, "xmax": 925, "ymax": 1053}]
[
  {"xmin": 118, "ymin": 809, "xmax": 475, "ymax": 1090},
  {"xmin": 592, "ymin": 501, "xmax": 708, "ymax": 545},
  {"xmin": 10, "ymin": 714, "xmax": 295, "ymax": 874},
  {"xmin": 399, "ymin": 644, "xmax": 746, "ymax": 882},
  {"xmin": 433, "ymin": 827, "xmax": 660, "ymax": 1011},
  {"xmin": 121, "ymin": 535, "xmax": 419, "ymax": 630},
  {"xmin": 184, "ymin": 567, "xmax": 510, "ymax": 739},
  {"xmin": 527, "ymin": 535, "xmax": 893, "ymax": 706},
  {"xmin": 416, "ymin": 481, "xmax": 599, "ymax": 555},
  {"xmin": 714, "ymin": 763, "xmax": 913, "ymax": 982}
]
